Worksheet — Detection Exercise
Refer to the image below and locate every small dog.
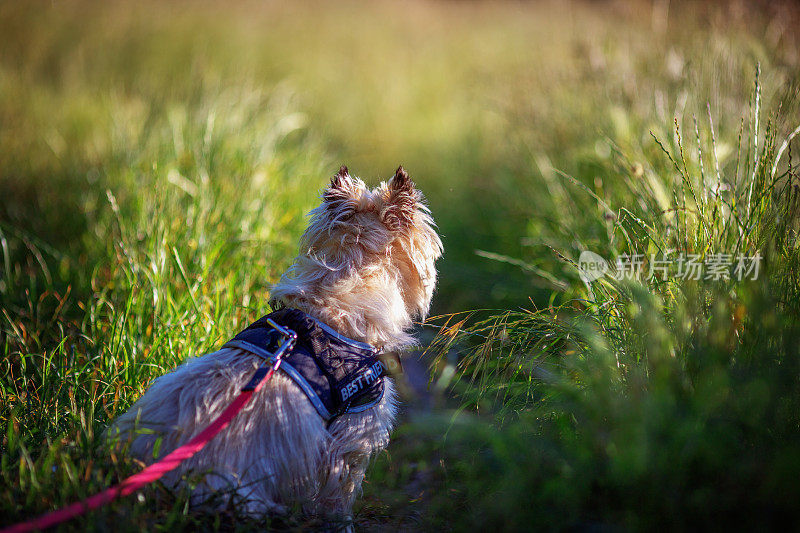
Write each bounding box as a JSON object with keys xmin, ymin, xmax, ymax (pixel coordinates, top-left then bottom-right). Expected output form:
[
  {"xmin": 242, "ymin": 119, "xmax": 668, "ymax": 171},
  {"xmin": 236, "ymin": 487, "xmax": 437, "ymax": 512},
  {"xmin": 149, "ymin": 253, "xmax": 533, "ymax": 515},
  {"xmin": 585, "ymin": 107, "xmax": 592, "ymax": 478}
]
[{"xmin": 109, "ymin": 166, "xmax": 442, "ymax": 523}]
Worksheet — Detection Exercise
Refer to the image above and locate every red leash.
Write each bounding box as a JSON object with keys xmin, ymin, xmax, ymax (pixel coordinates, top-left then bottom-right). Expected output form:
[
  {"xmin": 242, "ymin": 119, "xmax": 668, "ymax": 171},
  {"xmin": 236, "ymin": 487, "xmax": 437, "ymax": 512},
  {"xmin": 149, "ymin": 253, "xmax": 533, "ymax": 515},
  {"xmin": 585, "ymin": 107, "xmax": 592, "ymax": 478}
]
[{"xmin": 2, "ymin": 320, "xmax": 296, "ymax": 533}]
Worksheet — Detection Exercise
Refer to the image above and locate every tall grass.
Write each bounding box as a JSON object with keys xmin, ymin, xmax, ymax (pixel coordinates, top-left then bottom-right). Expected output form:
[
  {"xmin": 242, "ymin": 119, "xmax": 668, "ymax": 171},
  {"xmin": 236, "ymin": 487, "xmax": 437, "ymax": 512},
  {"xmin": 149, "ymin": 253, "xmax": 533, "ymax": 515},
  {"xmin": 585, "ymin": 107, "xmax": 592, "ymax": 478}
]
[
  {"xmin": 1, "ymin": 39, "xmax": 329, "ymax": 527},
  {"xmin": 409, "ymin": 72, "xmax": 800, "ymax": 529},
  {"xmin": 1, "ymin": 0, "xmax": 799, "ymax": 530}
]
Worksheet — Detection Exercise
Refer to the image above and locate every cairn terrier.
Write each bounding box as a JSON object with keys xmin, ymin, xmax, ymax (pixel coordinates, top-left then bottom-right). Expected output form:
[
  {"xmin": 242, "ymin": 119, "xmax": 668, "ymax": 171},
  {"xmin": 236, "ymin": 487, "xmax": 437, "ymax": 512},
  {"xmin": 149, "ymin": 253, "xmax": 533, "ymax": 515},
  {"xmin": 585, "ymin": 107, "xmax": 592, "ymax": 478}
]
[{"xmin": 109, "ymin": 166, "xmax": 443, "ymax": 523}]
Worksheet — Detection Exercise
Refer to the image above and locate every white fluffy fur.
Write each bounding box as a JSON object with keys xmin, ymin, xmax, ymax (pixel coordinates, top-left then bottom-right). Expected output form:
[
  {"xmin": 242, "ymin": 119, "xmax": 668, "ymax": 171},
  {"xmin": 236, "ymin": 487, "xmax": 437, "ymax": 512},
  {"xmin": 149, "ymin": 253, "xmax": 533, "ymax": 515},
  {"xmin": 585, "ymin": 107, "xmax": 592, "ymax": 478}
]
[{"xmin": 109, "ymin": 166, "xmax": 442, "ymax": 522}]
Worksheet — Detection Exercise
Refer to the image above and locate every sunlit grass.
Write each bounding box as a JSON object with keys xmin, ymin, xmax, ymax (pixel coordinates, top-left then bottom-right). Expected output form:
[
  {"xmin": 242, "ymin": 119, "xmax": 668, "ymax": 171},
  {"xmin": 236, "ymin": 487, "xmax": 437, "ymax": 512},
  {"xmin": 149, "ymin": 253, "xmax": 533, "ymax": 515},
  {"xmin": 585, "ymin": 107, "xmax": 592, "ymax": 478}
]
[
  {"xmin": 410, "ymin": 47, "xmax": 800, "ymax": 533},
  {"xmin": 1, "ymin": 0, "xmax": 799, "ymax": 529}
]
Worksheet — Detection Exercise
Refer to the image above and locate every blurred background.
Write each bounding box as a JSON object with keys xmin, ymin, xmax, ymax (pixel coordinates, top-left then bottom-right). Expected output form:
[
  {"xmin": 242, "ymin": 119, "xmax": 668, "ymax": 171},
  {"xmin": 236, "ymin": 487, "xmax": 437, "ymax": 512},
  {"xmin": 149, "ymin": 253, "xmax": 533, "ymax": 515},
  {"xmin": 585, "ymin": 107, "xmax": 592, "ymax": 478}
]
[
  {"xmin": 2, "ymin": 0, "xmax": 797, "ymax": 314},
  {"xmin": 2, "ymin": 0, "xmax": 800, "ymax": 530}
]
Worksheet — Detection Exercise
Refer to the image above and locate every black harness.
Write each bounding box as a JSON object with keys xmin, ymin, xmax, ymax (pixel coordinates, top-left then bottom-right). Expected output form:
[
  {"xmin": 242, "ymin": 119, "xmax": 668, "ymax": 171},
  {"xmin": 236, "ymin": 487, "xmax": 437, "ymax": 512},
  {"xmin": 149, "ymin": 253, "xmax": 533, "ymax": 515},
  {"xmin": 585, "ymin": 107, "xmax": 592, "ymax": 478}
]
[{"xmin": 223, "ymin": 308, "xmax": 387, "ymax": 423}]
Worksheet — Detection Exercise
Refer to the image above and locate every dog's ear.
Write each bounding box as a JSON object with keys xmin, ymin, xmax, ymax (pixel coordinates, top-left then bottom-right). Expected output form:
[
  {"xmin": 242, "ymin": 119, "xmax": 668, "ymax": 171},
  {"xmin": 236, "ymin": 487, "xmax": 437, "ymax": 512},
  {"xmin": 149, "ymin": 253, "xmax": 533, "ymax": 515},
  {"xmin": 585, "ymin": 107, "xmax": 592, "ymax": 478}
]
[
  {"xmin": 325, "ymin": 165, "xmax": 349, "ymax": 195},
  {"xmin": 381, "ymin": 165, "xmax": 418, "ymax": 232},
  {"xmin": 324, "ymin": 165, "xmax": 357, "ymax": 205}
]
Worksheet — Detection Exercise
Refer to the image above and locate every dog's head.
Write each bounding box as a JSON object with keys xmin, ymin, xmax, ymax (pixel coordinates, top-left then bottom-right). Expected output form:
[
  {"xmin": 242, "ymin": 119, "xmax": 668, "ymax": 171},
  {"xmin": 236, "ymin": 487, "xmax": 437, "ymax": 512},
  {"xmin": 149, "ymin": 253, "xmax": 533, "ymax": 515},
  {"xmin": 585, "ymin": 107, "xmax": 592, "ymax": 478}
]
[{"xmin": 295, "ymin": 165, "xmax": 443, "ymax": 321}]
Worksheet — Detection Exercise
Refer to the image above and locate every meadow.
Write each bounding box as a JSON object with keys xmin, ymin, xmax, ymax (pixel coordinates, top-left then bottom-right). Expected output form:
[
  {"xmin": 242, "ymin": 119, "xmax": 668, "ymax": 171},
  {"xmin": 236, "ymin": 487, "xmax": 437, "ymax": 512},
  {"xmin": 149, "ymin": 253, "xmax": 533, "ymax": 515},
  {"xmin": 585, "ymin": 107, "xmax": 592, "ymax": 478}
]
[{"xmin": 2, "ymin": 0, "xmax": 800, "ymax": 530}]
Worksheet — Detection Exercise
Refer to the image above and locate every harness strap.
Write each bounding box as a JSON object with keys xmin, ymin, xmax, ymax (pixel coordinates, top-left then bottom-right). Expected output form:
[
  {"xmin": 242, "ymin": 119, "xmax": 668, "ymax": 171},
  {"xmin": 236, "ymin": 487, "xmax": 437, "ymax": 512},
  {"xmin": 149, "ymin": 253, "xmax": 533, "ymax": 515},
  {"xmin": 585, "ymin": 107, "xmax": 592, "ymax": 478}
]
[{"xmin": 225, "ymin": 308, "xmax": 388, "ymax": 423}]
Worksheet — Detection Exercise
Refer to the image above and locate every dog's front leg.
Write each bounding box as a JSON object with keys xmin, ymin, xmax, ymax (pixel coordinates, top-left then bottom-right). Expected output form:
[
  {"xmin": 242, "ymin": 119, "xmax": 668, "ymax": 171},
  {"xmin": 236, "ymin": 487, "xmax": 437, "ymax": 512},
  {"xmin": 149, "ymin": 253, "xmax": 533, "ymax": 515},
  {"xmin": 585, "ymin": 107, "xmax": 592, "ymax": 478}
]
[{"xmin": 311, "ymin": 448, "xmax": 370, "ymax": 531}]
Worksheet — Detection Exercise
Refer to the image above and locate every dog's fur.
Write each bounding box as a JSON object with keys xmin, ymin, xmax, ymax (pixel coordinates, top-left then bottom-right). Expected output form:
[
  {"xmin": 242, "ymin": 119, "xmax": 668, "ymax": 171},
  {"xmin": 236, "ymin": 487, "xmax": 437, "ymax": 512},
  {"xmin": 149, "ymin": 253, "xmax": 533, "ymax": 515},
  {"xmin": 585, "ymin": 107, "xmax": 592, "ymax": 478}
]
[{"xmin": 109, "ymin": 166, "xmax": 442, "ymax": 521}]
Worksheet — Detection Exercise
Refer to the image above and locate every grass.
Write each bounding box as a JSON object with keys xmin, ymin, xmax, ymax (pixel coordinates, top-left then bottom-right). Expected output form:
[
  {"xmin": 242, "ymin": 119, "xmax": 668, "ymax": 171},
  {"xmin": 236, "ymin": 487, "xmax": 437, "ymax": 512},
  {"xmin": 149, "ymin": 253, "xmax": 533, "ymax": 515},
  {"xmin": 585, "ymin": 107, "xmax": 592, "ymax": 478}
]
[
  {"xmin": 403, "ymin": 76, "xmax": 800, "ymax": 529},
  {"xmin": 2, "ymin": 0, "xmax": 800, "ymax": 530}
]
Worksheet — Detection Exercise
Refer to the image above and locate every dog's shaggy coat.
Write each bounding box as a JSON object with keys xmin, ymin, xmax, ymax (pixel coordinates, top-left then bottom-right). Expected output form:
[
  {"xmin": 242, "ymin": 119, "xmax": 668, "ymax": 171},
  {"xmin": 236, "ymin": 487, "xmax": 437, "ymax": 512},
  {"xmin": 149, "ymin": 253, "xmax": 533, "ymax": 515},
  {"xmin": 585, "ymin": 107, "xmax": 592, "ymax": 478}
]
[{"xmin": 109, "ymin": 166, "xmax": 442, "ymax": 520}]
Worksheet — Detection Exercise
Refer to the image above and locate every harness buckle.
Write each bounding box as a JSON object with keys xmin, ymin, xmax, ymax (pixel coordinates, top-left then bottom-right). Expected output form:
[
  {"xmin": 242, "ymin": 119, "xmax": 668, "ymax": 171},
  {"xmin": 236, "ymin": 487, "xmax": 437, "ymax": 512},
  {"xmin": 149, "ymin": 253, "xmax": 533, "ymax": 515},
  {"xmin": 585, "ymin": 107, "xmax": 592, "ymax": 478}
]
[
  {"xmin": 263, "ymin": 317, "xmax": 297, "ymax": 365},
  {"xmin": 241, "ymin": 319, "xmax": 297, "ymax": 392}
]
